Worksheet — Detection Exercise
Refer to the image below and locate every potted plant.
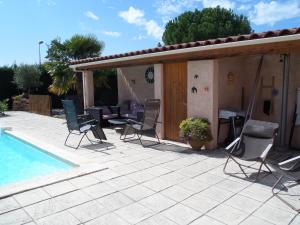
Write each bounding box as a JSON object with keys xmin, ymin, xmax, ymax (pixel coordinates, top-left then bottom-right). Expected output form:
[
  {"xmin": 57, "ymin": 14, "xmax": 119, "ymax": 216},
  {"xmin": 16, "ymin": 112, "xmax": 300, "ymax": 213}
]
[
  {"xmin": 0, "ymin": 99, "xmax": 8, "ymax": 117},
  {"xmin": 179, "ymin": 117, "xmax": 213, "ymax": 150}
]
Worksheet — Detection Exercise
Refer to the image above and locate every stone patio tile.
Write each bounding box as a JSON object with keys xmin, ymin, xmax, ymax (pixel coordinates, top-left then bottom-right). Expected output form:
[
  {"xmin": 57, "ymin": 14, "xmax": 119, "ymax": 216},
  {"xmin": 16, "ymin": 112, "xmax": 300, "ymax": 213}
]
[
  {"xmin": 136, "ymin": 214, "xmax": 177, "ymax": 225},
  {"xmin": 127, "ymin": 171, "xmax": 155, "ymax": 183},
  {"xmin": 160, "ymin": 185, "xmax": 193, "ymax": 202},
  {"xmin": 189, "ymin": 215, "xmax": 225, "ymax": 225},
  {"xmin": 68, "ymin": 200, "xmax": 108, "ymax": 223},
  {"xmin": 290, "ymin": 214, "xmax": 300, "ymax": 225},
  {"xmin": 83, "ymin": 182, "xmax": 116, "ymax": 198},
  {"xmin": 143, "ymin": 166, "xmax": 172, "ymax": 176},
  {"xmin": 177, "ymin": 164, "xmax": 207, "ymax": 178},
  {"xmin": 110, "ymin": 164, "xmax": 139, "ymax": 176},
  {"xmin": 215, "ymin": 179, "xmax": 250, "ymax": 192},
  {"xmin": 118, "ymin": 154, "xmax": 152, "ymax": 164},
  {"xmin": 24, "ymin": 198, "xmax": 64, "ymax": 219},
  {"xmin": 239, "ymin": 216, "xmax": 274, "ymax": 225},
  {"xmin": 106, "ymin": 176, "xmax": 137, "ymax": 191},
  {"xmin": 0, "ymin": 197, "xmax": 20, "ymax": 214},
  {"xmin": 207, "ymin": 204, "xmax": 249, "ymax": 225},
  {"xmin": 85, "ymin": 212, "xmax": 130, "ymax": 225},
  {"xmin": 92, "ymin": 169, "xmax": 120, "ymax": 181},
  {"xmin": 253, "ymin": 204, "xmax": 296, "ymax": 225},
  {"xmin": 239, "ymin": 185, "xmax": 273, "ymax": 202},
  {"xmin": 161, "ymin": 203, "xmax": 202, "ymax": 225},
  {"xmin": 130, "ymin": 160, "xmax": 155, "ymax": 170},
  {"xmin": 264, "ymin": 195, "xmax": 300, "ymax": 214},
  {"xmin": 181, "ymin": 194, "xmax": 219, "ymax": 213},
  {"xmin": 178, "ymin": 178, "xmax": 210, "ymax": 193},
  {"xmin": 122, "ymin": 184, "xmax": 155, "ymax": 201},
  {"xmin": 223, "ymin": 194, "xmax": 262, "ymax": 213},
  {"xmin": 115, "ymin": 202, "xmax": 154, "ymax": 224},
  {"xmin": 14, "ymin": 188, "xmax": 51, "ymax": 206},
  {"xmin": 54, "ymin": 190, "xmax": 92, "ymax": 210},
  {"xmin": 161, "ymin": 157, "xmax": 202, "ymax": 170},
  {"xmin": 97, "ymin": 192, "xmax": 134, "ymax": 211},
  {"xmin": 35, "ymin": 211, "xmax": 80, "ymax": 225},
  {"xmin": 142, "ymin": 177, "xmax": 173, "ymax": 192},
  {"xmin": 198, "ymin": 186, "xmax": 235, "ymax": 202},
  {"xmin": 194, "ymin": 172, "xmax": 225, "ymax": 185},
  {"xmin": 139, "ymin": 193, "xmax": 176, "ymax": 213},
  {"xmin": 43, "ymin": 181, "xmax": 76, "ymax": 197},
  {"xmin": 69, "ymin": 175, "xmax": 99, "ymax": 188},
  {"xmin": 23, "ymin": 222, "xmax": 36, "ymax": 225},
  {"xmin": 160, "ymin": 171, "xmax": 188, "ymax": 185},
  {"xmin": 0, "ymin": 208, "xmax": 32, "ymax": 225}
]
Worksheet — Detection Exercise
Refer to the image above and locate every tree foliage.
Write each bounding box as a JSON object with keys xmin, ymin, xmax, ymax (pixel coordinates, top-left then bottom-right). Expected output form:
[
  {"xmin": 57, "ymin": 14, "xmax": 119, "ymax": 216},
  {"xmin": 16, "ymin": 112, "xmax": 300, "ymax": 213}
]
[
  {"xmin": 162, "ymin": 7, "xmax": 252, "ymax": 45},
  {"xmin": 14, "ymin": 64, "xmax": 41, "ymax": 94},
  {"xmin": 45, "ymin": 34, "xmax": 104, "ymax": 96}
]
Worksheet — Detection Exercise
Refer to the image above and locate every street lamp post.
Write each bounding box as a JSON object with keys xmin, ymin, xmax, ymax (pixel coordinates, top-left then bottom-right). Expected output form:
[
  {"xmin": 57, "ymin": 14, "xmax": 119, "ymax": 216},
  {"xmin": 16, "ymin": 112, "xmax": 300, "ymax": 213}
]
[{"xmin": 38, "ymin": 41, "xmax": 44, "ymax": 66}]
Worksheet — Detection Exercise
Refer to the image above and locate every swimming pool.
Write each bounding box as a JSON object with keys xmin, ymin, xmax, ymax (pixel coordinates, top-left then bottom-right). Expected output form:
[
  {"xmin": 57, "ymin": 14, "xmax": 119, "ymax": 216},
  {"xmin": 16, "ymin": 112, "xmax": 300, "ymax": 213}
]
[{"xmin": 0, "ymin": 130, "xmax": 73, "ymax": 186}]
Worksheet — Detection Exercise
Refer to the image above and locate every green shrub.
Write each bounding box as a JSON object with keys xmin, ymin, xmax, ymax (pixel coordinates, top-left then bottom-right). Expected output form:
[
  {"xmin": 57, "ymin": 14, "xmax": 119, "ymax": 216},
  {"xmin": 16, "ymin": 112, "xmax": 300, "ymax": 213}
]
[
  {"xmin": 0, "ymin": 99, "xmax": 8, "ymax": 115},
  {"xmin": 14, "ymin": 64, "xmax": 41, "ymax": 95},
  {"xmin": 179, "ymin": 118, "xmax": 213, "ymax": 142}
]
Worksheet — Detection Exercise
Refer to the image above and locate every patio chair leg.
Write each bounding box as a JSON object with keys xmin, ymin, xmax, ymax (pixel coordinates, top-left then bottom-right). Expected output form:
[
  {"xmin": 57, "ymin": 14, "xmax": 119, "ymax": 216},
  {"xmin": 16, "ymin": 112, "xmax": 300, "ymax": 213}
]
[
  {"xmin": 223, "ymin": 155, "xmax": 249, "ymax": 179},
  {"xmin": 75, "ymin": 133, "xmax": 86, "ymax": 149},
  {"xmin": 272, "ymin": 175, "xmax": 300, "ymax": 213},
  {"xmin": 64, "ymin": 132, "xmax": 72, "ymax": 146},
  {"xmin": 155, "ymin": 131, "xmax": 161, "ymax": 144}
]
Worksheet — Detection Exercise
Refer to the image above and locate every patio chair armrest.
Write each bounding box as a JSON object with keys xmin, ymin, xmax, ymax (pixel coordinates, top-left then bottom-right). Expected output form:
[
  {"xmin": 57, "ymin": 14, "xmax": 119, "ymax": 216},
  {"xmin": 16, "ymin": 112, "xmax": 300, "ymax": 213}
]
[
  {"xmin": 79, "ymin": 119, "xmax": 97, "ymax": 126},
  {"xmin": 225, "ymin": 137, "xmax": 240, "ymax": 151},
  {"xmin": 278, "ymin": 155, "xmax": 300, "ymax": 171},
  {"xmin": 260, "ymin": 143, "xmax": 273, "ymax": 161},
  {"xmin": 127, "ymin": 119, "xmax": 143, "ymax": 125}
]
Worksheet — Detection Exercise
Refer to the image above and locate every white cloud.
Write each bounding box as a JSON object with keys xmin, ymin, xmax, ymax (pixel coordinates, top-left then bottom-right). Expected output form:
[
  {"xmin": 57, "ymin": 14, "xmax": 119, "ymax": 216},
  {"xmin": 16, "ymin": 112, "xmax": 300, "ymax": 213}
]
[
  {"xmin": 119, "ymin": 6, "xmax": 164, "ymax": 39},
  {"xmin": 249, "ymin": 1, "xmax": 300, "ymax": 25},
  {"xmin": 202, "ymin": 0, "xmax": 235, "ymax": 9},
  {"xmin": 85, "ymin": 11, "xmax": 99, "ymax": 21},
  {"xmin": 133, "ymin": 34, "xmax": 147, "ymax": 40},
  {"xmin": 119, "ymin": 6, "xmax": 145, "ymax": 24},
  {"xmin": 102, "ymin": 31, "xmax": 121, "ymax": 37},
  {"xmin": 156, "ymin": 0, "xmax": 192, "ymax": 15},
  {"xmin": 37, "ymin": 0, "xmax": 56, "ymax": 6}
]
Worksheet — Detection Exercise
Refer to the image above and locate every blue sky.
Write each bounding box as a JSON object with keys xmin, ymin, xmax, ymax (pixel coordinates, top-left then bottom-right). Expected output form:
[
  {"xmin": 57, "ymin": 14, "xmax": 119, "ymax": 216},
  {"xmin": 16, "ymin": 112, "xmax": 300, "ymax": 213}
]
[{"xmin": 0, "ymin": 0, "xmax": 300, "ymax": 66}]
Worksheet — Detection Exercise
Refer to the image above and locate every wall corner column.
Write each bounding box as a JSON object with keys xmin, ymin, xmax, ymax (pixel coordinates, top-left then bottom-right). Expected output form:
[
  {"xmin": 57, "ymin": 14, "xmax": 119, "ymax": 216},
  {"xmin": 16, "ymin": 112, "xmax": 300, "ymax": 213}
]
[
  {"xmin": 154, "ymin": 64, "xmax": 164, "ymax": 138},
  {"xmin": 187, "ymin": 60, "xmax": 219, "ymax": 149},
  {"xmin": 82, "ymin": 70, "xmax": 94, "ymax": 109}
]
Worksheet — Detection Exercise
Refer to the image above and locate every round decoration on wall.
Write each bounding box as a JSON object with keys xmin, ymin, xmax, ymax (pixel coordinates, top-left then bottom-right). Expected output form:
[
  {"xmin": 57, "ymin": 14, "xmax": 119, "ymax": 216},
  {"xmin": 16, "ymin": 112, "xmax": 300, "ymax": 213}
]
[{"xmin": 145, "ymin": 66, "xmax": 154, "ymax": 84}]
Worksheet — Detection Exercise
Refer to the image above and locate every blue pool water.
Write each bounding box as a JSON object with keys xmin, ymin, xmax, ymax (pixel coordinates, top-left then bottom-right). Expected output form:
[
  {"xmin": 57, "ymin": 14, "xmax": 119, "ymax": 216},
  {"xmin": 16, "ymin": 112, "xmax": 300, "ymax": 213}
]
[{"xmin": 0, "ymin": 131, "xmax": 73, "ymax": 186}]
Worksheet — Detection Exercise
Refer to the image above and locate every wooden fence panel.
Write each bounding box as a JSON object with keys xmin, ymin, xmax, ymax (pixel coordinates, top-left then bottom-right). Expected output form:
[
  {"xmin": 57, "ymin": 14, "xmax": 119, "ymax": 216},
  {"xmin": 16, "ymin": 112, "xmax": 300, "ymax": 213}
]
[{"xmin": 29, "ymin": 95, "xmax": 52, "ymax": 116}]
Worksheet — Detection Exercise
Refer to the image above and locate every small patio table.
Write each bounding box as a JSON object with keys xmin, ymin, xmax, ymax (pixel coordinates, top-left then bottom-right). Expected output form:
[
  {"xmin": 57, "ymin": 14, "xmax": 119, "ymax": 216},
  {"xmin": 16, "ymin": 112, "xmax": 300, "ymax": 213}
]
[{"xmin": 108, "ymin": 119, "xmax": 135, "ymax": 140}]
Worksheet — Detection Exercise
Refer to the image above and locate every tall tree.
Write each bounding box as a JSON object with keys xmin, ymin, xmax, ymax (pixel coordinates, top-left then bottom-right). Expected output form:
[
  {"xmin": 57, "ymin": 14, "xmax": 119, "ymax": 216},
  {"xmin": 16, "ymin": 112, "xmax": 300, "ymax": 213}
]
[
  {"xmin": 45, "ymin": 34, "xmax": 104, "ymax": 96},
  {"xmin": 162, "ymin": 7, "xmax": 252, "ymax": 45},
  {"xmin": 14, "ymin": 64, "xmax": 41, "ymax": 95}
]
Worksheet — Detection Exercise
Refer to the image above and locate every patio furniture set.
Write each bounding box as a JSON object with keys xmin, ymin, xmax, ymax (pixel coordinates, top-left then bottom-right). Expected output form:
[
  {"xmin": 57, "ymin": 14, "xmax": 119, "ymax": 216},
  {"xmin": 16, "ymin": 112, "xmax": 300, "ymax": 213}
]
[
  {"xmin": 62, "ymin": 99, "xmax": 161, "ymax": 149},
  {"xmin": 62, "ymin": 99, "xmax": 300, "ymax": 213}
]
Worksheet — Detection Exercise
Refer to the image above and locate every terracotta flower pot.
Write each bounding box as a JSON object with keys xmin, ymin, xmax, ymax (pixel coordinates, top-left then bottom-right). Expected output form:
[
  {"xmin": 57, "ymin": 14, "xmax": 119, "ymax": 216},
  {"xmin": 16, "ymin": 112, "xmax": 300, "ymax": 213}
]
[{"xmin": 189, "ymin": 137, "xmax": 206, "ymax": 150}]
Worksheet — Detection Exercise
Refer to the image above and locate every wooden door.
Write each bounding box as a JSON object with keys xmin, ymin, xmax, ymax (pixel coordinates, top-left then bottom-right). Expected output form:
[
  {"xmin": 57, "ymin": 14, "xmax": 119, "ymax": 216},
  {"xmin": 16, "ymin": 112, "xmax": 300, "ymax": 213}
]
[{"xmin": 163, "ymin": 62, "xmax": 187, "ymax": 141}]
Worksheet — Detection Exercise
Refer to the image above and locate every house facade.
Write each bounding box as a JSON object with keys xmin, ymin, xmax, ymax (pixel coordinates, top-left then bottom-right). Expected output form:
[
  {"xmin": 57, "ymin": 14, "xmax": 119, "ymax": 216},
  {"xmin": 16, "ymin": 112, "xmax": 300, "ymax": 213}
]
[{"xmin": 70, "ymin": 28, "xmax": 300, "ymax": 149}]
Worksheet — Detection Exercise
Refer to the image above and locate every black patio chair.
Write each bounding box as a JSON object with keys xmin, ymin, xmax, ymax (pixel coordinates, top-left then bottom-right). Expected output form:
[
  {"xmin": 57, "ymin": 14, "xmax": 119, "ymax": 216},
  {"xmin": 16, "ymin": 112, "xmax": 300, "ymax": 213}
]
[
  {"xmin": 223, "ymin": 119, "xmax": 279, "ymax": 181},
  {"xmin": 62, "ymin": 100, "xmax": 106, "ymax": 149},
  {"xmin": 122, "ymin": 99, "xmax": 160, "ymax": 147},
  {"xmin": 271, "ymin": 155, "xmax": 300, "ymax": 212}
]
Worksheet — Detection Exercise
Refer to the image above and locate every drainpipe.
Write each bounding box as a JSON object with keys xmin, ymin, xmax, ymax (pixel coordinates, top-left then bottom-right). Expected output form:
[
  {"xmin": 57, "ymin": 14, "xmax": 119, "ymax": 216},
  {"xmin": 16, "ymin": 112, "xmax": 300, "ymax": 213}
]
[{"xmin": 279, "ymin": 54, "xmax": 290, "ymax": 148}]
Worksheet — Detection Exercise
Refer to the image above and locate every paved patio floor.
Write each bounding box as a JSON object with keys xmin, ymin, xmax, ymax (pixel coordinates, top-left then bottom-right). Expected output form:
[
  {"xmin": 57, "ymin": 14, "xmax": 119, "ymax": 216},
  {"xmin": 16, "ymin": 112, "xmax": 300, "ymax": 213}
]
[{"xmin": 0, "ymin": 112, "xmax": 299, "ymax": 225}]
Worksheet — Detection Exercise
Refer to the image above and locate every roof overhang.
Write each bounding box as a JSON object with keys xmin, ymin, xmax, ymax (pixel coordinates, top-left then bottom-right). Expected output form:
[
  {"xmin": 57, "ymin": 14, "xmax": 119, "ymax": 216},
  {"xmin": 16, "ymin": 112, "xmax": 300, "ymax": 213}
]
[{"xmin": 70, "ymin": 34, "xmax": 300, "ymax": 71}]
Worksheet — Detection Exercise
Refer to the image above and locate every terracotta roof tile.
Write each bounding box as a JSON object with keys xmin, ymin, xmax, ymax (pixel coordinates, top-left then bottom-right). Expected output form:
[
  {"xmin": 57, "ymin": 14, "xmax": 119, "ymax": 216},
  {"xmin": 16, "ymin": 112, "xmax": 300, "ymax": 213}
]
[{"xmin": 70, "ymin": 27, "xmax": 300, "ymax": 65}]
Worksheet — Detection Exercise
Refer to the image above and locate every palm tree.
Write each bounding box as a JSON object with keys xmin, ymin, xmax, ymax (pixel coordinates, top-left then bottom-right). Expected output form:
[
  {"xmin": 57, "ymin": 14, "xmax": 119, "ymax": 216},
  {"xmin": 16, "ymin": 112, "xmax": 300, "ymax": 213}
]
[{"xmin": 46, "ymin": 34, "xmax": 104, "ymax": 96}]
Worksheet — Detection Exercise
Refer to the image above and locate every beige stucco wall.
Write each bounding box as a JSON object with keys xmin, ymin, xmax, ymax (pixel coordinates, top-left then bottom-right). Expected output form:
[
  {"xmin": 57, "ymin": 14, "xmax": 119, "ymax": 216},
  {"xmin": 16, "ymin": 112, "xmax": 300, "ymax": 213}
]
[
  {"xmin": 82, "ymin": 70, "xmax": 94, "ymax": 109},
  {"xmin": 154, "ymin": 64, "xmax": 164, "ymax": 138},
  {"xmin": 187, "ymin": 60, "xmax": 219, "ymax": 149},
  {"xmin": 117, "ymin": 65, "xmax": 154, "ymax": 104}
]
